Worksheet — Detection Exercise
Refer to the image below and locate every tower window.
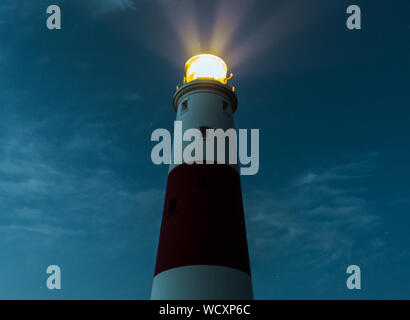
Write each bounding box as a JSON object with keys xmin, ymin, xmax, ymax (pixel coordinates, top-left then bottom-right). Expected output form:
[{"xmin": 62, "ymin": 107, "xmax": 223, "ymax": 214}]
[
  {"xmin": 222, "ymin": 101, "xmax": 230, "ymax": 115},
  {"xmin": 197, "ymin": 176, "xmax": 212, "ymax": 189},
  {"xmin": 199, "ymin": 126, "xmax": 211, "ymax": 139},
  {"xmin": 168, "ymin": 197, "xmax": 177, "ymax": 215},
  {"xmin": 180, "ymin": 100, "xmax": 188, "ymax": 114}
]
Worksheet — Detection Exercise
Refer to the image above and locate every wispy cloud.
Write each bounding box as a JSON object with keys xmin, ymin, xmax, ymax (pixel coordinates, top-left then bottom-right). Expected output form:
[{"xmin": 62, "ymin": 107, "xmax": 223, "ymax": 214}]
[
  {"xmin": 294, "ymin": 161, "xmax": 375, "ymax": 186},
  {"xmin": 92, "ymin": 0, "xmax": 136, "ymax": 14},
  {"xmin": 0, "ymin": 111, "xmax": 162, "ymax": 243},
  {"xmin": 97, "ymin": 91, "xmax": 143, "ymax": 104},
  {"xmin": 88, "ymin": 0, "xmax": 172, "ymax": 15},
  {"xmin": 246, "ymin": 156, "xmax": 381, "ymax": 267}
]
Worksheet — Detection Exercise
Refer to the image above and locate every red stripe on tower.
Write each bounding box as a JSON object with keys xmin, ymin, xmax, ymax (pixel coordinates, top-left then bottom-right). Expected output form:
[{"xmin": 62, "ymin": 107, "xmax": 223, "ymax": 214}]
[{"xmin": 151, "ymin": 54, "xmax": 253, "ymax": 300}]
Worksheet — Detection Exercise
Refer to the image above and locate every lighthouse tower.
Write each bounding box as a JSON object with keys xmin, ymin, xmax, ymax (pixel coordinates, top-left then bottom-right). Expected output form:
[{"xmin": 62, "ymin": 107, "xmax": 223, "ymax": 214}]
[{"xmin": 151, "ymin": 54, "xmax": 253, "ymax": 300}]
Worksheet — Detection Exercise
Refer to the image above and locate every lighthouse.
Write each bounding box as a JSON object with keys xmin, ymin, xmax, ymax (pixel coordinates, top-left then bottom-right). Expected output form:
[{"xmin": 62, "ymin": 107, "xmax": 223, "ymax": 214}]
[{"xmin": 151, "ymin": 54, "xmax": 253, "ymax": 300}]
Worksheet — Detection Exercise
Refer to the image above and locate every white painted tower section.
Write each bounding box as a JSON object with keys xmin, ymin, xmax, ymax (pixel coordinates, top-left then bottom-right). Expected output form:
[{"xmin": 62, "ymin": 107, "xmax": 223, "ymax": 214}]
[{"xmin": 169, "ymin": 80, "xmax": 238, "ymax": 172}]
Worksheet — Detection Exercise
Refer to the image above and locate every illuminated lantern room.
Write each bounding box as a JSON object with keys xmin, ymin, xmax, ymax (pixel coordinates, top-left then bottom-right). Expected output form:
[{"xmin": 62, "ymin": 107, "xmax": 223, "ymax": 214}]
[{"xmin": 184, "ymin": 54, "xmax": 231, "ymax": 85}]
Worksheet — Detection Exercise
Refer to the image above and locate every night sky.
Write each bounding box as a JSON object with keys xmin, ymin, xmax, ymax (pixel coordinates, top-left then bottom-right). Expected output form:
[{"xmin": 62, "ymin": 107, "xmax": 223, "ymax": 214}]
[{"xmin": 0, "ymin": 0, "xmax": 409, "ymax": 299}]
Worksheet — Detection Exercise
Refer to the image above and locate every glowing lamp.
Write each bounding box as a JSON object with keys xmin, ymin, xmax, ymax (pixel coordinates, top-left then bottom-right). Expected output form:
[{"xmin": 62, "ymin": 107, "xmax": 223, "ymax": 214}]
[{"xmin": 185, "ymin": 54, "xmax": 230, "ymax": 84}]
